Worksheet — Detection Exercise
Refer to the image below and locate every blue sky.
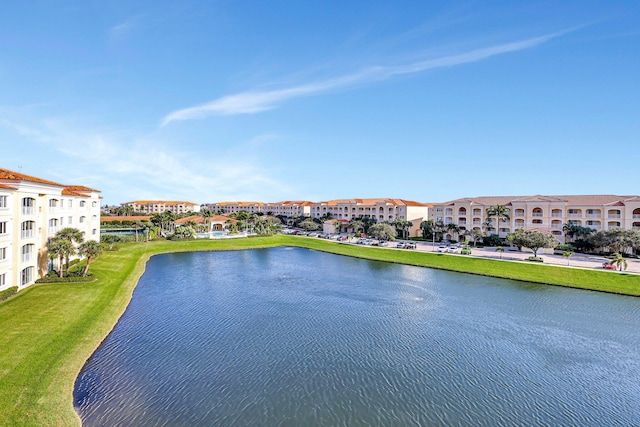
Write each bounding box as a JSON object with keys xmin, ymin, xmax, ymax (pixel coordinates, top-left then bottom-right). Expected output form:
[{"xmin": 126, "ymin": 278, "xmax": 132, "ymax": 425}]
[{"xmin": 1, "ymin": 1, "xmax": 638, "ymax": 206}]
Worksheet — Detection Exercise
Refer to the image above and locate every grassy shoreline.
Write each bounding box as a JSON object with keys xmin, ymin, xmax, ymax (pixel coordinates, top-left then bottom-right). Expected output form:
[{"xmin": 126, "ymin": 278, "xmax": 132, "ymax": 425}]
[{"xmin": 1, "ymin": 235, "xmax": 639, "ymax": 426}]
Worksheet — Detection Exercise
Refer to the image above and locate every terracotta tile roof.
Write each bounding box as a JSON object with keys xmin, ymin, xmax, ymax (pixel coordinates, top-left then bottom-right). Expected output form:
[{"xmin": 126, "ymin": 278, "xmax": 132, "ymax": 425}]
[
  {"xmin": 175, "ymin": 215, "xmax": 236, "ymax": 224},
  {"xmin": 438, "ymin": 195, "xmax": 640, "ymax": 207},
  {"xmin": 213, "ymin": 201, "xmax": 264, "ymax": 206},
  {"xmin": 273, "ymin": 200, "xmax": 315, "ymax": 206},
  {"xmin": 64, "ymin": 185, "xmax": 101, "ymax": 193},
  {"xmin": 319, "ymin": 198, "xmax": 430, "ymax": 207},
  {"xmin": 0, "ymin": 183, "xmax": 17, "ymax": 190},
  {"xmin": 101, "ymin": 216, "xmax": 151, "ymax": 222},
  {"xmin": 123, "ymin": 200, "xmax": 198, "ymax": 206},
  {"xmin": 0, "ymin": 168, "xmax": 64, "ymax": 187}
]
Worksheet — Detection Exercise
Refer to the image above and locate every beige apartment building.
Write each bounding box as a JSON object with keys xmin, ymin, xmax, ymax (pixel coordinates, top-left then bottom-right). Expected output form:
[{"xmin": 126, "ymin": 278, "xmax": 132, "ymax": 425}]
[
  {"xmin": 204, "ymin": 201, "xmax": 314, "ymax": 217},
  {"xmin": 204, "ymin": 201, "xmax": 265, "ymax": 214},
  {"xmin": 121, "ymin": 200, "xmax": 200, "ymax": 215},
  {"xmin": 0, "ymin": 169, "xmax": 101, "ymax": 291},
  {"xmin": 431, "ymin": 195, "xmax": 640, "ymax": 240},
  {"xmin": 311, "ymin": 198, "xmax": 431, "ymax": 237}
]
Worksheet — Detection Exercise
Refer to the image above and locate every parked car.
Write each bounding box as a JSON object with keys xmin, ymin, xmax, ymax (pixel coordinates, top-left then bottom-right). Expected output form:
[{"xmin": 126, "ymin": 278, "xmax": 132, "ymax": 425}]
[
  {"xmin": 404, "ymin": 242, "xmax": 416, "ymax": 249},
  {"xmin": 448, "ymin": 245, "xmax": 460, "ymax": 253},
  {"xmin": 437, "ymin": 245, "xmax": 448, "ymax": 253}
]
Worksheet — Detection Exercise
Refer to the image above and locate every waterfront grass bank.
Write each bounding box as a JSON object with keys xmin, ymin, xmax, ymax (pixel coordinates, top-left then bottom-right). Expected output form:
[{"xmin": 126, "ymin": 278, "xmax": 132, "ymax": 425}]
[{"xmin": 1, "ymin": 235, "xmax": 639, "ymax": 426}]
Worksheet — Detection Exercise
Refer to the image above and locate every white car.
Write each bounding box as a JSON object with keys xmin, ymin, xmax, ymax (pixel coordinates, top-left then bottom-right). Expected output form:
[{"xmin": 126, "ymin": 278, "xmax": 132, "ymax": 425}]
[
  {"xmin": 447, "ymin": 245, "xmax": 460, "ymax": 253},
  {"xmin": 437, "ymin": 245, "xmax": 448, "ymax": 253}
]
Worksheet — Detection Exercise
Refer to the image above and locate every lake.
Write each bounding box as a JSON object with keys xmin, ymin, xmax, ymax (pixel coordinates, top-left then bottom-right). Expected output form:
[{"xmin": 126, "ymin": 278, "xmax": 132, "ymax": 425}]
[{"xmin": 74, "ymin": 247, "xmax": 640, "ymax": 426}]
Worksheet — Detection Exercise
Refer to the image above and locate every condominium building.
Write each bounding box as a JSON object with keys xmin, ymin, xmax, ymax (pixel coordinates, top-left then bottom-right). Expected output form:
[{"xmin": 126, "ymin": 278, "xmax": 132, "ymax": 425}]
[
  {"xmin": 264, "ymin": 201, "xmax": 314, "ymax": 217},
  {"xmin": 0, "ymin": 168, "xmax": 101, "ymax": 291},
  {"xmin": 204, "ymin": 201, "xmax": 265, "ymax": 215},
  {"xmin": 121, "ymin": 200, "xmax": 200, "ymax": 215},
  {"xmin": 311, "ymin": 198, "xmax": 431, "ymax": 237},
  {"xmin": 431, "ymin": 195, "xmax": 640, "ymax": 240}
]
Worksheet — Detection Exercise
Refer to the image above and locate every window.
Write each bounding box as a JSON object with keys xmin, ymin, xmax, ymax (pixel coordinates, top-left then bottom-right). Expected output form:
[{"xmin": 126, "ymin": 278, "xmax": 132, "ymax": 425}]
[
  {"xmin": 92, "ymin": 229, "xmax": 97, "ymax": 235},
  {"xmin": 68, "ymin": 200, "xmax": 73, "ymax": 208},
  {"xmin": 22, "ymin": 197, "xmax": 35, "ymax": 215},
  {"xmin": 0, "ymin": 221, "xmax": 7, "ymax": 234},
  {"xmin": 80, "ymin": 201, "xmax": 86, "ymax": 207},
  {"xmin": 0, "ymin": 272, "xmax": 5, "ymax": 286},
  {"xmin": 68, "ymin": 216, "xmax": 73, "ymax": 225},
  {"xmin": 80, "ymin": 216, "xmax": 85, "ymax": 223},
  {"xmin": 0, "ymin": 247, "xmax": 6, "ymax": 261},
  {"xmin": 21, "ymin": 221, "xmax": 35, "ymax": 239},
  {"xmin": 21, "ymin": 266, "xmax": 34, "ymax": 286},
  {"xmin": 21, "ymin": 244, "xmax": 34, "ymax": 263},
  {"xmin": 92, "ymin": 201, "xmax": 97, "ymax": 207},
  {"xmin": 0, "ymin": 195, "xmax": 7, "ymax": 208}
]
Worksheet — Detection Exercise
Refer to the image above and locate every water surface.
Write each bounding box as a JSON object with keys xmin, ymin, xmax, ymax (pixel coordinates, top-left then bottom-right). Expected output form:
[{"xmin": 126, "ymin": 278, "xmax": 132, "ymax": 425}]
[{"xmin": 75, "ymin": 247, "xmax": 640, "ymax": 426}]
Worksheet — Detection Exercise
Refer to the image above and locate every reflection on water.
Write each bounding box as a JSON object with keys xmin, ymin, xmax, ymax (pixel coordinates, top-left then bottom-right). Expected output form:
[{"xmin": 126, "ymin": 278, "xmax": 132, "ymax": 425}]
[{"xmin": 75, "ymin": 247, "xmax": 640, "ymax": 426}]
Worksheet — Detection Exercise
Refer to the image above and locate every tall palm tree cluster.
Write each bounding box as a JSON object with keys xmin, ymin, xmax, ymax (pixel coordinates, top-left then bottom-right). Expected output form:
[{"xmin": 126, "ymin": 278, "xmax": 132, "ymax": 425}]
[{"xmin": 47, "ymin": 228, "xmax": 103, "ymax": 277}]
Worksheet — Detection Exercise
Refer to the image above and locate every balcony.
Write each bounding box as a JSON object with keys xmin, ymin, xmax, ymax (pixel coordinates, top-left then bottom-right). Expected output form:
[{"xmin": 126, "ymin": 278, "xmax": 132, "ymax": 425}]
[
  {"xmin": 532, "ymin": 213, "xmax": 544, "ymax": 217},
  {"xmin": 608, "ymin": 214, "xmax": 621, "ymax": 219},
  {"xmin": 48, "ymin": 227, "xmax": 59, "ymax": 236},
  {"xmin": 633, "ymin": 214, "xmax": 640, "ymax": 219},
  {"xmin": 48, "ymin": 208, "xmax": 58, "ymax": 215},
  {"xmin": 568, "ymin": 213, "xmax": 582, "ymax": 218},
  {"xmin": 22, "ymin": 207, "xmax": 35, "ymax": 215},
  {"xmin": 21, "ymin": 230, "xmax": 34, "ymax": 239},
  {"xmin": 21, "ymin": 253, "xmax": 34, "ymax": 263},
  {"xmin": 586, "ymin": 214, "xmax": 601, "ymax": 218},
  {"xmin": 551, "ymin": 213, "xmax": 563, "ymax": 217},
  {"xmin": 514, "ymin": 212, "xmax": 525, "ymax": 217}
]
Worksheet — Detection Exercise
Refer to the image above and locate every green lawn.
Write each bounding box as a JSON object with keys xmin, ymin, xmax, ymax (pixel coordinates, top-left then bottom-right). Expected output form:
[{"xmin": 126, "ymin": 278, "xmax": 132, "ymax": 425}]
[{"xmin": 1, "ymin": 235, "xmax": 638, "ymax": 426}]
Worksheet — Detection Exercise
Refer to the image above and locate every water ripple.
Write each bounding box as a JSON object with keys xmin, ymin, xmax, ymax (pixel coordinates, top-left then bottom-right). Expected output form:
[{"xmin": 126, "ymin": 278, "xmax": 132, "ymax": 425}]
[{"xmin": 75, "ymin": 248, "xmax": 640, "ymax": 426}]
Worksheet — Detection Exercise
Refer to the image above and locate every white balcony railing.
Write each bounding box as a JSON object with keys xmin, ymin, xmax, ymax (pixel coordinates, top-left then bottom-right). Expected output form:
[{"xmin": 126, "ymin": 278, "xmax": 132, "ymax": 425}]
[
  {"xmin": 568, "ymin": 213, "xmax": 582, "ymax": 218},
  {"xmin": 608, "ymin": 214, "xmax": 621, "ymax": 219},
  {"xmin": 21, "ymin": 230, "xmax": 34, "ymax": 239},
  {"xmin": 21, "ymin": 253, "xmax": 33, "ymax": 263},
  {"xmin": 551, "ymin": 213, "xmax": 563, "ymax": 217},
  {"xmin": 48, "ymin": 227, "xmax": 59, "ymax": 235},
  {"xmin": 532, "ymin": 213, "xmax": 543, "ymax": 217},
  {"xmin": 633, "ymin": 214, "xmax": 640, "ymax": 219},
  {"xmin": 586, "ymin": 214, "xmax": 601, "ymax": 218},
  {"xmin": 22, "ymin": 207, "xmax": 35, "ymax": 215}
]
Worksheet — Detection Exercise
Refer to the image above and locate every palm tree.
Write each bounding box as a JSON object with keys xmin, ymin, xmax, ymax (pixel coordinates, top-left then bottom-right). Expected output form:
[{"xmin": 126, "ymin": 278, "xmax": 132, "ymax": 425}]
[
  {"xmin": 446, "ymin": 223, "xmax": 460, "ymax": 242},
  {"xmin": 349, "ymin": 219, "xmax": 365, "ymax": 235},
  {"xmin": 78, "ymin": 240, "xmax": 103, "ymax": 277},
  {"xmin": 56, "ymin": 227, "xmax": 85, "ymax": 272},
  {"xmin": 47, "ymin": 238, "xmax": 73, "ymax": 277},
  {"xmin": 562, "ymin": 223, "xmax": 579, "ymax": 244},
  {"xmin": 486, "ymin": 205, "xmax": 510, "ymax": 237},
  {"xmin": 200, "ymin": 209, "xmax": 213, "ymax": 232},
  {"xmin": 610, "ymin": 253, "xmax": 628, "ymax": 271},
  {"xmin": 562, "ymin": 250, "xmax": 575, "ymax": 266},
  {"xmin": 496, "ymin": 246, "xmax": 505, "ymax": 259}
]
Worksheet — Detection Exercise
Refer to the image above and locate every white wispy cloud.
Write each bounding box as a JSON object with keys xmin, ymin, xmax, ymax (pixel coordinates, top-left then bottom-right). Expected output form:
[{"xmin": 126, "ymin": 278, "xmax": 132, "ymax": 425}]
[
  {"xmin": 0, "ymin": 117, "xmax": 291, "ymax": 203},
  {"xmin": 162, "ymin": 30, "xmax": 570, "ymax": 125},
  {"xmin": 108, "ymin": 17, "xmax": 138, "ymax": 43}
]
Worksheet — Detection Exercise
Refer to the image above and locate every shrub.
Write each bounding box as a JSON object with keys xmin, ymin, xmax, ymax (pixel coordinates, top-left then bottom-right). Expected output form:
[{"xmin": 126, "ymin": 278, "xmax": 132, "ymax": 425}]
[
  {"xmin": 527, "ymin": 256, "xmax": 544, "ymax": 262},
  {"xmin": 483, "ymin": 234, "xmax": 502, "ymax": 246},
  {"xmin": 35, "ymin": 275, "xmax": 94, "ymax": 284},
  {"xmin": 0, "ymin": 286, "xmax": 18, "ymax": 302},
  {"xmin": 555, "ymin": 244, "xmax": 574, "ymax": 251}
]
